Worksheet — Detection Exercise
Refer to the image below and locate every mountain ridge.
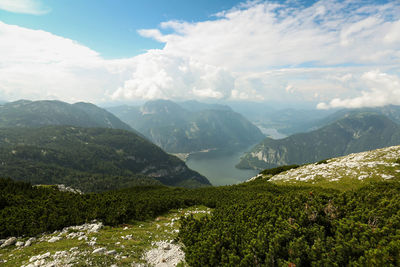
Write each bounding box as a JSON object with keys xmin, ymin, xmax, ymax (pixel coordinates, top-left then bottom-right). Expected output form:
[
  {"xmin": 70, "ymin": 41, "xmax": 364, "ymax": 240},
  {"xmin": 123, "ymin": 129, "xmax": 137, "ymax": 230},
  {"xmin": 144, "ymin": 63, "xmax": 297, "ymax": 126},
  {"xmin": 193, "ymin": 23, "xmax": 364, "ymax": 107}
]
[
  {"xmin": 0, "ymin": 126, "xmax": 211, "ymax": 191},
  {"xmin": 237, "ymin": 113, "xmax": 400, "ymax": 170},
  {"xmin": 108, "ymin": 99, "xmax": 265, "ymax": 153},
  {"xmin": 0, "ymin": 100, "xmax": 133, "ymax": 132}
]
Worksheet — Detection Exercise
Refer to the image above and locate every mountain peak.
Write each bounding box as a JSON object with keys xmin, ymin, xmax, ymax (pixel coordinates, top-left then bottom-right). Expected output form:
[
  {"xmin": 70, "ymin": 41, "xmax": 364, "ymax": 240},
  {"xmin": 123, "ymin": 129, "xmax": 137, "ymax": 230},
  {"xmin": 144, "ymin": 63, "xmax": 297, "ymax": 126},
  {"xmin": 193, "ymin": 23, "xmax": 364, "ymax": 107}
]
[{"xmin": 140, "ymin": 99, "xmax": 186, "ymax": 115}]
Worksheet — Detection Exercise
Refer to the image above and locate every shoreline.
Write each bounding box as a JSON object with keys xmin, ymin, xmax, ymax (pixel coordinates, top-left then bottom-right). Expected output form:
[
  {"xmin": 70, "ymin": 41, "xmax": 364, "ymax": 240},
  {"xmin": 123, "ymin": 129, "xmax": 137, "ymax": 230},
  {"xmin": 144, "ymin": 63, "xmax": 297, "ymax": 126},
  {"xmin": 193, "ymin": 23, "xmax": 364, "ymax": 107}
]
[{"xmin": 170, "ymin": 148, "xmax": 217, "ymax": 162}]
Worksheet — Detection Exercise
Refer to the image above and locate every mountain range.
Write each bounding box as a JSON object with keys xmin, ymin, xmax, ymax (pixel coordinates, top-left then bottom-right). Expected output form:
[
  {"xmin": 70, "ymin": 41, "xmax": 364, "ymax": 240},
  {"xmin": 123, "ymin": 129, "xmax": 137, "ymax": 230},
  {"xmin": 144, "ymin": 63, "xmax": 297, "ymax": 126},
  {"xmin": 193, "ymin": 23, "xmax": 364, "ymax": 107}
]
[
  {"xmin": 256, "ymin": 105, "xmax": 400, "ymax": 137},
  {"xmin": 0, "ymin": 126, "xmax": 210, "ymax": 191},
  {"xmin": 0, "ymin": 100, "xmax": 133, "ymax": 131},
  {"xmin": 237, "ymin": 112, "xmax": 400, "ymax": 170},
  {"xmin": 107, "ymin": 100, "xmax": 265, "ymax": 154},
  {"xmin": 0, "ymin": 100, "xmax": 211, "ymax": 190}
]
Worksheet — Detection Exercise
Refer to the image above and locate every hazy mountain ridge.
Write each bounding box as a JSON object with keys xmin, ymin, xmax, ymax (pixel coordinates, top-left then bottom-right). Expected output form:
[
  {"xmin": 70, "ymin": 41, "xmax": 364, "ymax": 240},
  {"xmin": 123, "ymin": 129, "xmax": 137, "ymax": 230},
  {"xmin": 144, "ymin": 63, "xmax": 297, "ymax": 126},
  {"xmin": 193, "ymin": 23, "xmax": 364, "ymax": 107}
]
[
  {"xmin": 244, "ymin": 105, "xmax": 400, "ymax": 138},
  {"xmin": 254, "ymin": 108, "xmax": 336, "ymax": 136},
  {"xmin": 0, "ymin": 100, "xmax": 133, "ymax": 131},
  {"xmin": 0, "ymin": 126, "xmax": 210, "ymax": 191},
  {"xmin": 237, "ymin": 113, "xmax": 400, "ymax": 170},
  {"xmin": 108, "ymin": 100, "xmax": 265, "ymax": 153},
  {"xmin": 313, "ymin": 105, "xmax": 400, "ymax": 129}
]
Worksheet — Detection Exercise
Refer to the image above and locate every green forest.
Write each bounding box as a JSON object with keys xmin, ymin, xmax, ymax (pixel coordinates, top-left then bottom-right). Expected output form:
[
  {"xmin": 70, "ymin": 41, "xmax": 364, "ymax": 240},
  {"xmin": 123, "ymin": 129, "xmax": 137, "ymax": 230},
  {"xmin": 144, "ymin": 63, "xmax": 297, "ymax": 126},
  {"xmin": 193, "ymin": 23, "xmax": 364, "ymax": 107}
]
[
  {"xmin": 2, "ymin": 177, "xmax": 400, "ymax": 266},
  {"xmin": 0, "ymin": 126, "xmax": 210, "ymax": 190}
]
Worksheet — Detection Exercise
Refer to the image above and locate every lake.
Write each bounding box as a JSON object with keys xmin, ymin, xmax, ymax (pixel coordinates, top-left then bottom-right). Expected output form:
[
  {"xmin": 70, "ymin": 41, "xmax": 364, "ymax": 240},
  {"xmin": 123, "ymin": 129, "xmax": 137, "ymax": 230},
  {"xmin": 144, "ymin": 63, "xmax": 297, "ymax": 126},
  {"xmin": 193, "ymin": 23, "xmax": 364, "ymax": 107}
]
[{"xmin": 186, "ymin": 145, "xmax": 259, "ymax": 186}]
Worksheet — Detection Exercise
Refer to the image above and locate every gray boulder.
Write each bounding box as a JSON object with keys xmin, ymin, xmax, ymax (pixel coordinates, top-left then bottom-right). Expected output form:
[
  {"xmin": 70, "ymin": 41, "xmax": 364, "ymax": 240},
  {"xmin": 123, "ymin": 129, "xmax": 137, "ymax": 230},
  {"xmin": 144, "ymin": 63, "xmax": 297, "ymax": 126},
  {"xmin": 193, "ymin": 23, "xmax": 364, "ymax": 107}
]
[{"xmin": 0, "ymin": 237, "xmax": 17, "ymax": 248}]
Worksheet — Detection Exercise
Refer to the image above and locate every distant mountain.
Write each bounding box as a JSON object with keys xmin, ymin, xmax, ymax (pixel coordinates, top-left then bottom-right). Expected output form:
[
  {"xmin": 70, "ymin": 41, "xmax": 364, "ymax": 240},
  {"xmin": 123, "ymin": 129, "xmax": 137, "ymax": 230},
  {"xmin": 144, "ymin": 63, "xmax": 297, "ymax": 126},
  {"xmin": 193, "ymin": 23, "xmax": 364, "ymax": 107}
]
[
  {"xmin": 266, "ymin": 105, "xmax": 400, "ymax": 136},
  {"xmin": 314, "ymin": 105, "xmax": 400, "ymax": 129},
  {"xmin": 237, "ymin": 113, "xmax": 400, "ymax": 170},
  {"xmin": 177, "ymin": 100, "xmax": 232, "ymax": 112},
  {"xmin": 255, "ymin": 108, "xmax": 336, "ymax": 136},
  {"xmin": 108, "ymin": 100, "xmax": 265, "ymax": 153},
  {"xmin": 0, "ymin": 100, "xmax": 133, "ymax": 131},
  {"xmin": 0, "ymin": 126, "xmax": 210, "ymax": 191}
]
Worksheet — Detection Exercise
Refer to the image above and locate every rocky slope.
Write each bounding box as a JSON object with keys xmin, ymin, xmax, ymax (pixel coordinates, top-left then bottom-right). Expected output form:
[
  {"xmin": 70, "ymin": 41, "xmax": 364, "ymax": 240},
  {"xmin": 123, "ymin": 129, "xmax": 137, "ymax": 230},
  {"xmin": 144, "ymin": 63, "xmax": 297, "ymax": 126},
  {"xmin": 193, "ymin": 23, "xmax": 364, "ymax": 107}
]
[
  {"xmin": 237, "ymin": 113, "xmax": 400, "ymax": 170},
  {"xmin": 250, "ymin": 145, "xmax": 400, "ymax": 189},
  {"xmin": 0, "ymin": 206, "xmax": 211, "ymax": 267},
  {"xmin": 108, "ymin": 100, "xmax": 265, "ymax": 153}
]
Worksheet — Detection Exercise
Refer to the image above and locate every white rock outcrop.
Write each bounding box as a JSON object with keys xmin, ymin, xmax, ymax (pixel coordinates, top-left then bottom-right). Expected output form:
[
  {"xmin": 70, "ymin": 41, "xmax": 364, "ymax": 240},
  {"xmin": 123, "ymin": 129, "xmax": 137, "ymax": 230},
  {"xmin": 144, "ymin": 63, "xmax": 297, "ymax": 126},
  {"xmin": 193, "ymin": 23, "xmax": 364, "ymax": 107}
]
[
  {"xmin": 145, "ymin": 241, "xmax": 185, "ymax": 267},
  {"xmin": 0, "ymin": 237, "xmax": 16, "ymax": 248},
  {"xmin": 269, "ymin": 145, "xmax": 400, "ymax": 183},
  {"xmin": 48, "ymin": 236, "xmax": 61, "ymax": 243},
  {"xmin": 92, "ymin": 247, "xmax": 107, "ymax": 254}
]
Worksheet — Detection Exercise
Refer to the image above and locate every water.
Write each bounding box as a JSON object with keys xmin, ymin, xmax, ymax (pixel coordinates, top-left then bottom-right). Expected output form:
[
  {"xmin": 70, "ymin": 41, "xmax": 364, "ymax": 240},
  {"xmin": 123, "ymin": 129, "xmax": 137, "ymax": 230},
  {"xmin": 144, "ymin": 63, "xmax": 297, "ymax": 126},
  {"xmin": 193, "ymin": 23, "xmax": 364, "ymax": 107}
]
[
  {"xmin": 256, "ymin": 125, "xmax": 287, "ymax": 139},
  {"xmin": 186, "ymin": 146, "xmax": 259, "ymax": 186}
]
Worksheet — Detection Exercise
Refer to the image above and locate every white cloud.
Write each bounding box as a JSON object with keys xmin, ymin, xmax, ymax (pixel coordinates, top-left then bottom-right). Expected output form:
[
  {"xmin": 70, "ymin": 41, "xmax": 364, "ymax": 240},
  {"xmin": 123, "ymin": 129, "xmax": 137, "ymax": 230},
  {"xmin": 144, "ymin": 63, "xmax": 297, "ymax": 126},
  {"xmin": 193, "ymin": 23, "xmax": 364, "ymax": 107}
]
[
  {"xmin": 110, "ymin": 51, "xmax": 234, "ymax": 101},
  {"xmin": 140, "ymin": 0, "xmax": 400, "ymax": 70},
  {"xmin": 0, "ymin": 1, "xmax": 400, "ymax": 105},
  {"xmin": 130, "ymin": 0, "xmax": 400, "ymax": 104},
  {"xmin": 317, "ymin": 70, "xmax": 400, "ymax": 109},
  {"xmin": 0, "ymin": 21, "xmax": 126, "ymax": 103},
  {"xmin": 0, "ymin": 0, "xmax": 50, "ymax": 15}
]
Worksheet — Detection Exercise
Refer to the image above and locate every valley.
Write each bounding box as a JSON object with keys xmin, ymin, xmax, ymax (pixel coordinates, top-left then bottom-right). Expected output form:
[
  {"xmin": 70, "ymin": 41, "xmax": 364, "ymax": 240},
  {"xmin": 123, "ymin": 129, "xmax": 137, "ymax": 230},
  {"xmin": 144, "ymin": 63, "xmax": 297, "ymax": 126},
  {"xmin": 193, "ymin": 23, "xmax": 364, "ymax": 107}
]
[
  {"xmin": 3, "ymin": 99, "xmax": 400, "ymax": 267},
  {"xmin": 2, "ymin": 1, "xmax": 400, "ymax": 265},
  {"xmin": 107, "ymin": 100, "xmax": 265, "ymax": 154},
  {"xmin": 2, "ymin": 145, "xmax": 400, "ymax": 266},
  {"xmin": 185, "ymin": 145, "xmax": 259, "ymax": 185}
]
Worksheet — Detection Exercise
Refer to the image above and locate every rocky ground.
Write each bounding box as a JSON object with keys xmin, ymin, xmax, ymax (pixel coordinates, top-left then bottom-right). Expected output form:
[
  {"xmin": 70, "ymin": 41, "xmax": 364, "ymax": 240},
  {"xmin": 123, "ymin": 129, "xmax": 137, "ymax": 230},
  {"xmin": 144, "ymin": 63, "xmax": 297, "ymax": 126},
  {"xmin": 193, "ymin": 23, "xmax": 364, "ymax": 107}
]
[
  {"xmin": 0, "ymin": 206, "xmax": 212, "ymax": 267},
  {"xmin": 251, "ymin": 145, "xmax": 400, "ymax": 189}
]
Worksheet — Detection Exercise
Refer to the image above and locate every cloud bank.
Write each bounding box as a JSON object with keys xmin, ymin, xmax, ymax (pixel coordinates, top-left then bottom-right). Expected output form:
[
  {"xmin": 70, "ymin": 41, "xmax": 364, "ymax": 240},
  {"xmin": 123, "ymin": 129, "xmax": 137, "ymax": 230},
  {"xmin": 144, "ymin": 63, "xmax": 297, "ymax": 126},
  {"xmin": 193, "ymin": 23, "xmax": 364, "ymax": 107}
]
[
  {"xmin": 317, "ymin": 70, "xmax": 400, "ymax": 109},
  {"xmin": 0, "ymin": 0, "xmax": 400, "ymax": 108}
]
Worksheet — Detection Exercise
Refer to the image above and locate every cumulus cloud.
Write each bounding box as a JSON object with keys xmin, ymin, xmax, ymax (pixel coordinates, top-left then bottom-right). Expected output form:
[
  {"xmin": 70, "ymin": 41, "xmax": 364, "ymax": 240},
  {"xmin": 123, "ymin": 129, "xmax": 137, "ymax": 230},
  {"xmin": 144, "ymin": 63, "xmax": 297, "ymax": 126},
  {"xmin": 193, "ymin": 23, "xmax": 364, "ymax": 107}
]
[
  {"xmin": 0, "ymin": 0, "xmax": 50, "ymax": 15},
  {"xmin": 140, "ymin": 0, "xmax": 400, "ymax": 70},
  {"xmin": 317, "ymin": 70, "xmax": 400, "ymax": 109},
  {"xmin": 1, "ymin": 0, "xmax": 400, "ymax": 105},
  {"xmin": 110, "ymin": 51, "xmax": 234, "ymax": 100},
  {"xmin": 0, "ymin": 21, "xmax": 126, "ymax": 103},
  {"xmin": 128, "ymin": 0, "xmax": 400, "ymax": 104}
]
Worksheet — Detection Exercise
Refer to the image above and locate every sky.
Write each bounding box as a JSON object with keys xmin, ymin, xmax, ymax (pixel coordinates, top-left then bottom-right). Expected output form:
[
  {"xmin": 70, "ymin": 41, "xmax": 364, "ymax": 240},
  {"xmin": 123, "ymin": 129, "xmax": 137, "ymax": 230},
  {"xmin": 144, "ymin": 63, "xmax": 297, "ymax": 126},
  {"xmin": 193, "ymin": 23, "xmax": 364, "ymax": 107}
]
[{"xmin": 0, "ymin": 0, "xmax": 399, "ymax": 109}]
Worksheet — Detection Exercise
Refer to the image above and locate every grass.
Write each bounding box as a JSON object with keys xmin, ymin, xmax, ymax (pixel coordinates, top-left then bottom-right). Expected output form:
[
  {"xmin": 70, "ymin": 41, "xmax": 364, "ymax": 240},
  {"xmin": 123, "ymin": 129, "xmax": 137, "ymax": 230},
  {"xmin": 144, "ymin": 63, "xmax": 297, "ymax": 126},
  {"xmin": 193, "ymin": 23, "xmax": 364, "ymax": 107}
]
[
  {"xmin": 271, "ymin": 159, "xmax": 400, "ymax": 191},
  {"xmin": 0, "ymin": 205, "xmax": 212, "ymax": 266},
  {"xmin": 263, "ymin": 146, "xmax": 400, "ymax": 191}
]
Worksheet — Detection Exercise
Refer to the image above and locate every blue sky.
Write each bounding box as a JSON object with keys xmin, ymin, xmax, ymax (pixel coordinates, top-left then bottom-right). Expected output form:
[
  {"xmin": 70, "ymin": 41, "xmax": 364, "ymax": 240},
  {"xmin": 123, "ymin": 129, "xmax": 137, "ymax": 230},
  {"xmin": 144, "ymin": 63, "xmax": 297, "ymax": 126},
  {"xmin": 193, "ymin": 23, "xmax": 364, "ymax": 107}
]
[
  {"xmin": 0, "ymin": 0, "xmax": 399, "ymax": 109},
  {"xmin": 0, "ymin": 0, "xmax": 248, "ymax": 58}
]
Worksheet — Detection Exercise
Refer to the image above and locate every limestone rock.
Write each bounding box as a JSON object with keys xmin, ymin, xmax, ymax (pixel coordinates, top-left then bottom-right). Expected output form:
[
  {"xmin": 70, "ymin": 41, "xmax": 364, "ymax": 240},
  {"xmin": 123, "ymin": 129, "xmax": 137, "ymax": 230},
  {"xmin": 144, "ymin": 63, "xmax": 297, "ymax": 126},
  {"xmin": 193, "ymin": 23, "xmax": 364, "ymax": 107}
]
[
  {"xmin": 48, "ymin": 236, "xmax": 61, "ymax": 243},
  {"xmin": 92, "ymin": 247, "xmax": 106, "ymax": 254},
  {"xmin": 15, "ymin": 241, "xmax": 24, "ymax": 247},
  {"xmin": 0, "ymin": 237, "xmax": 16, "ymax": 248}
]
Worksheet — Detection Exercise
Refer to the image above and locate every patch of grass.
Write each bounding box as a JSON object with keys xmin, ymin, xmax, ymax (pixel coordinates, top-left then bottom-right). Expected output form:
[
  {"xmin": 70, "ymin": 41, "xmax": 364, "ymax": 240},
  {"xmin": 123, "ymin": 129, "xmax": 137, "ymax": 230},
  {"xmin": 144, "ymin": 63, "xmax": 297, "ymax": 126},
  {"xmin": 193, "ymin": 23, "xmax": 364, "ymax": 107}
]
[
  {"xmin": 0, "ymin": 205, "xmax": 212, "ymax": 266},
  {"xmin": 273, "ymin": 173, "xmax": 400, "ymax": 191}
]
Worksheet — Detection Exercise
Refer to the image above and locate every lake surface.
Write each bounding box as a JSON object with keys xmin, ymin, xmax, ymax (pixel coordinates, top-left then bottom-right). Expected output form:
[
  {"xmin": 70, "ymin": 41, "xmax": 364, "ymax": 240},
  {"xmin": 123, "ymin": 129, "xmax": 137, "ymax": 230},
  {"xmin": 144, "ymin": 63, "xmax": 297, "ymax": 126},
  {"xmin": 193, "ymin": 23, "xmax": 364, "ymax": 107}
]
[
  {"xmin": 186, "ymin": 146, "xmax": 259, "ymax": 186},
  {"xmin": 256, "ymin": 125, "xmax": 287, "ymax": 139}
]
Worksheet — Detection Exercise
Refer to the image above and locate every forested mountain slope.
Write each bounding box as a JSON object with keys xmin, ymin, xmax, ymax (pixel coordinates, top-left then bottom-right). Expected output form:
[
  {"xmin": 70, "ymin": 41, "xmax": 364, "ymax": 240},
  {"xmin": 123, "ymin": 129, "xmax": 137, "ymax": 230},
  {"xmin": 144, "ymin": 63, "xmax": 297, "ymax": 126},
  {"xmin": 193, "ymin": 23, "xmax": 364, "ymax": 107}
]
[
  {"xmin": 2, "ymin": 143, "xmax": 400, "ymax": 266},
  {"xmin": 108, "ymin": 100, "xmax": 265, "ymax": 153},
  {"xmin": 0, "ymin": 126, "xmax": 210, "ymax": 191},
  {"xmin": 0, "ymin": 100, "xmax": 133, "ymax": 131},
  {"xmin": 238, "ymin": 113, "xmax": 400, "ymax": 170}
]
